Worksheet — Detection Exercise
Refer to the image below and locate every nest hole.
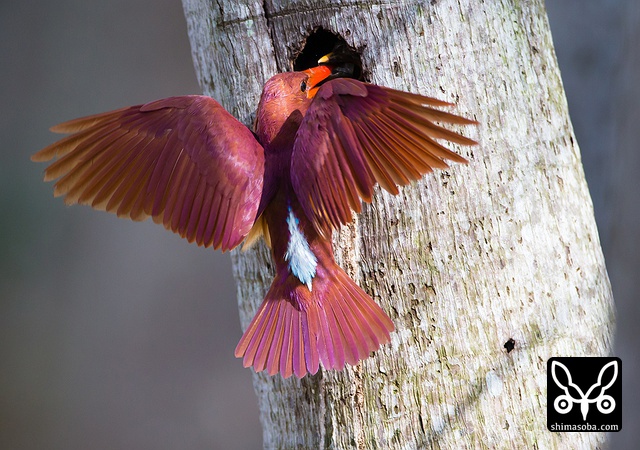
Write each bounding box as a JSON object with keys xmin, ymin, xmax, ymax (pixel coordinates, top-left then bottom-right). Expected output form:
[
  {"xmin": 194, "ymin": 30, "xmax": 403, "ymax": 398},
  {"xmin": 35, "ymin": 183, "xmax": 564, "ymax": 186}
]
[{"xmin": 292, "ymin": 27, "xmax": 364, "ymax": 81}]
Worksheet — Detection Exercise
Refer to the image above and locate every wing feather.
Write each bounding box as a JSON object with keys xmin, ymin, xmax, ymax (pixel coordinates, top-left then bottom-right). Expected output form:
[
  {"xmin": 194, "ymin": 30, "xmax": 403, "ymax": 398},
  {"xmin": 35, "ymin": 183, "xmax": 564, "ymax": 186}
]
[
  {"xmin": 33, "ymin": 95, "xmax": 264, "ymax": 251},
  {"xmin": 292, "ymin": 79, "xmax": 477, "ymax": 233}
]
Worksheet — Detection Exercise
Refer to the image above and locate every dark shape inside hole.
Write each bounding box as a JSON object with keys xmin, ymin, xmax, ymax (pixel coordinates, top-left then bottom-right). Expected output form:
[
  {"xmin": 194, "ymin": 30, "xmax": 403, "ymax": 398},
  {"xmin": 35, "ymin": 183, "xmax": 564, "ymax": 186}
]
[
  {"xmin": 293, "ymin": 28, "xmax": 363, "ymax": 81},
  {"xmin": 504, "ymin": 338, "xmax": 515, "ymax": 353}
]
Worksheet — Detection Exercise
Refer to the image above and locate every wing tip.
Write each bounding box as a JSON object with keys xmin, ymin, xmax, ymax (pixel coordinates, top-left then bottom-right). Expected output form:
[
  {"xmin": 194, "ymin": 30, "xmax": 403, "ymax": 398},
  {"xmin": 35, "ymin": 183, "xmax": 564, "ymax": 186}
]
[
  {"xmin": 31, "ymin": 150, "xmax": 51, "ymax": 163},
  {"xmin": 49, "ymin": 123, "xmax": 72, "ymax": 134}
]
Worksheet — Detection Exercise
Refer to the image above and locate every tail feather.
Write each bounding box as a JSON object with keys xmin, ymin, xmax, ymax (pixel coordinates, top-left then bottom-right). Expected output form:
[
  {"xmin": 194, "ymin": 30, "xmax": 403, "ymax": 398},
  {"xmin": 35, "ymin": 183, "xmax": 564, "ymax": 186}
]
[
  {"xmin": 327, "ymin": 297, "xmax": 359, "ymax": 365},
  {"xmin": 291, "ymin": 308, "xmax": 308, "ymax": 378},
  {"xmin": 334, "ymin": 282, "xmax": 379, "ymax": 356},
  {"xmin": 235, "ymin": 264, "xmax": 394, "ymax": 378}
]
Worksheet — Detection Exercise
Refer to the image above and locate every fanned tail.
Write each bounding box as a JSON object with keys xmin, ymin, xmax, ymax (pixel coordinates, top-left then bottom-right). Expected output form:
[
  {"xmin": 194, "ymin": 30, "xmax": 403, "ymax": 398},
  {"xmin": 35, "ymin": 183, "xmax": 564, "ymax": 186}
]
[{"xmin": 234, "ymin": 263, "xmax": 394, "ymax": 378}]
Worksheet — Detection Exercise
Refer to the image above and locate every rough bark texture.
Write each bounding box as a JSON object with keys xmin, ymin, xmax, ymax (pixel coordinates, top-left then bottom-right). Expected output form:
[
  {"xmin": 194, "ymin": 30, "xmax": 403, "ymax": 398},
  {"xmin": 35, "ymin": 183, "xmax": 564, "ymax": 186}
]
[{"xmin": 181, "ymin": 1, "xmax": 614, "ymax": 448}]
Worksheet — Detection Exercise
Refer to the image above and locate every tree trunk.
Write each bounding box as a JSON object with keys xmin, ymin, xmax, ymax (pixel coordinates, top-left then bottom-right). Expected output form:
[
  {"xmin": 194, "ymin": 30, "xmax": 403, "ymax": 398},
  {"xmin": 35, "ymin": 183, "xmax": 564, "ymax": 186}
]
[{"xmin": 181, "ymin": 1, "xmax": 614, "ymax": 448}]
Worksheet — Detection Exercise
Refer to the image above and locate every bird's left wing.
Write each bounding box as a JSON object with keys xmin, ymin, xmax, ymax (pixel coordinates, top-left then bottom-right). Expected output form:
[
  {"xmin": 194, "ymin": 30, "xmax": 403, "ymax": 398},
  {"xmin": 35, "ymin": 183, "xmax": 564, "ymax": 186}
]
[
  {"xmin": 291, "ymin": 78, "xmax": 477, "ymax": 234},
  {"xmin": 32, "ymin": 95, "xmax": 264, "ymax": 251}
]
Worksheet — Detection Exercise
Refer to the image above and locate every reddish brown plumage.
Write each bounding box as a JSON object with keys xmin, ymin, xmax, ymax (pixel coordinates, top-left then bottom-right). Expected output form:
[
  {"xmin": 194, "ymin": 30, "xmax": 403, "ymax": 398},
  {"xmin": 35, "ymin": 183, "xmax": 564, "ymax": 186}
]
[
  {"xmin": 235, "ymin": 191, "xmax": 394, "ymax": 377},
  {"xmin": 33, "ymin": 96, "xmax": 264, "ymax": 251},
  {"xmin": 33, "ymin": 65, "xmax": 477, "ymax": 378},
  {"xmin": 291, "ymin": 79, "xmax": 476, "ymax": 234}
]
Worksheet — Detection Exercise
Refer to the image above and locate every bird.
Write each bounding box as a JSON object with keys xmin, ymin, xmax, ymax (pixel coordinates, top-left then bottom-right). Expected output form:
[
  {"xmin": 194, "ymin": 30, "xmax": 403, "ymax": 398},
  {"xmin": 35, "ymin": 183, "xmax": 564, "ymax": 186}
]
[{"xmin": 32, "ymin": 49, "xmax": 477, "ymax": 378}]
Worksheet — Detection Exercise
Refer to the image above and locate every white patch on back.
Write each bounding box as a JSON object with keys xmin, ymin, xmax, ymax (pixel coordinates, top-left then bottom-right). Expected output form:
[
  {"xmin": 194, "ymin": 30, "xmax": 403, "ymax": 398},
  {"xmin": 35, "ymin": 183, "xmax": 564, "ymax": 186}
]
[{"xmin": 285, "ymin": 207, "xmax": 317, "ymax": 291}]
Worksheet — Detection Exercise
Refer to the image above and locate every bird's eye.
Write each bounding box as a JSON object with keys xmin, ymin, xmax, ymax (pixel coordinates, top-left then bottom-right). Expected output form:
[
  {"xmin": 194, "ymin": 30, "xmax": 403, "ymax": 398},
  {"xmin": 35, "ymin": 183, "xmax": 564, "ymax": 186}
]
[{"xmin": 300, "ymin": 80, "xmax": 307, "ymax": 92}]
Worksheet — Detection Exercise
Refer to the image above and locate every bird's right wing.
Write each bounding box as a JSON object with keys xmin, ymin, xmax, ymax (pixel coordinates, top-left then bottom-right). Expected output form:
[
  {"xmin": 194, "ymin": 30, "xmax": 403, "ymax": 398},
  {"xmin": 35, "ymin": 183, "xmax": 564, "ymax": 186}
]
[{"xmin": 32, "ymin": 95, "xmax": 264, "ymax": 251}]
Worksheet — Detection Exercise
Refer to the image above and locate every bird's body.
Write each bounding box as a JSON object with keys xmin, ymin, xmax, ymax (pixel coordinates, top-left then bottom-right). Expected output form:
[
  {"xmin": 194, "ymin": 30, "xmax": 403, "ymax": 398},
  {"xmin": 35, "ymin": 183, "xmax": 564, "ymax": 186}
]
[
  {"xmin": 235, "ymin": 72, "xmax": 395, "ymax": 377},
  {"xmin": 33, "ymin": 57, "xmax": 477, "ymax": 378}
]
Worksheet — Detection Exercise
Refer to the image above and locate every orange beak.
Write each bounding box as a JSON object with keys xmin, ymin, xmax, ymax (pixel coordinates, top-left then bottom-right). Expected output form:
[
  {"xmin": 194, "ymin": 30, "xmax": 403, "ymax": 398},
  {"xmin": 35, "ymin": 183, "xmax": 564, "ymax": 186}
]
[{"xmin": 302, "ymin": 65, "xmax": 332, "ymax": 98}]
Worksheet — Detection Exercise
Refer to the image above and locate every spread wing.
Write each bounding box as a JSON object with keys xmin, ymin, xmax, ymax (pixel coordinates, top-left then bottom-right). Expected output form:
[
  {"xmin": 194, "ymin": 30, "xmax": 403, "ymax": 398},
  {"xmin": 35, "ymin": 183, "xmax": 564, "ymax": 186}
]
[
  {"xmin": 291, "ymin": 78, "xmax": 477, "ymax": 234},
  {"xmin": 33, "ymin": 95, "xmax": 264, "ymax": 251}
]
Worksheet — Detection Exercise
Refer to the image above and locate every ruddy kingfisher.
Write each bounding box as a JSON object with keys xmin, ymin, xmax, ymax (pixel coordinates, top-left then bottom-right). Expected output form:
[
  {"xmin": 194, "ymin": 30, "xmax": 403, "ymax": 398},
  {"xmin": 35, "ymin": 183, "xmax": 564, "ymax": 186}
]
[{"xmin": 33, "ymin": 48, "xmax": 477, "ymax": 378}]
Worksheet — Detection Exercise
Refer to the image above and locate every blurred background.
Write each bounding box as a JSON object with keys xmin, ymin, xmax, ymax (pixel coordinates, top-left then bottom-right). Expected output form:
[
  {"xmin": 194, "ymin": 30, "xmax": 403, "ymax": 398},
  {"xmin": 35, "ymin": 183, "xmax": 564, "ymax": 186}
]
[{"xmin": 0, "ymin": 1, "xmax": 637, "ymax": 448}]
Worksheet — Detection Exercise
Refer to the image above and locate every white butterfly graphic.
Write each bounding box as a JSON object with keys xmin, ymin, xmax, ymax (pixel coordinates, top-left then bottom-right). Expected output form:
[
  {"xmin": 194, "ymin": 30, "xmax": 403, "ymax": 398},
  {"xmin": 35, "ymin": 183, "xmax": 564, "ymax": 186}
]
[{"xmin": 551, "ymin": 360, "xmax": 618, "ymax": 421}]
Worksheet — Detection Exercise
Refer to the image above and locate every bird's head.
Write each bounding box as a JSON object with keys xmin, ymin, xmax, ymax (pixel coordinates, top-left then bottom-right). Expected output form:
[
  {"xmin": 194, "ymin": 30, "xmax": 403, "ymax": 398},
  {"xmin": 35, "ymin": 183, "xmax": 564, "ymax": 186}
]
[
  {"xmin": 255, "ymin": 72, "xmax": 315, "ymax": 145},
  {"xmin": 255, "ymin": 47, "xmax": 362, "ymax": 144},
  {"xmin": 302, "ymin": 45, "xmax": 363, "ymax": 98}
]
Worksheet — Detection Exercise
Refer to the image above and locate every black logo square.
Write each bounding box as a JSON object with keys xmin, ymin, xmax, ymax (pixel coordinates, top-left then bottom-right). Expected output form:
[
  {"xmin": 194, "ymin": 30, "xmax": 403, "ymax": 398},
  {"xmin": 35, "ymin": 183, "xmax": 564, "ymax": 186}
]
[{"xmin": 547, "ymin": 357, "xmax": 621, "ymax": 432}]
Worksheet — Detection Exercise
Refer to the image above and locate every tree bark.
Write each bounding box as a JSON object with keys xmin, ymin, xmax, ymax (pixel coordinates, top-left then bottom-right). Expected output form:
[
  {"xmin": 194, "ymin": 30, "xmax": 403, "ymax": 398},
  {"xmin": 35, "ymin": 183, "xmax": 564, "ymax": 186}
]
[{"xmin": 181, "ymin": 1, "xmax": 614, "ymax": 448}]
